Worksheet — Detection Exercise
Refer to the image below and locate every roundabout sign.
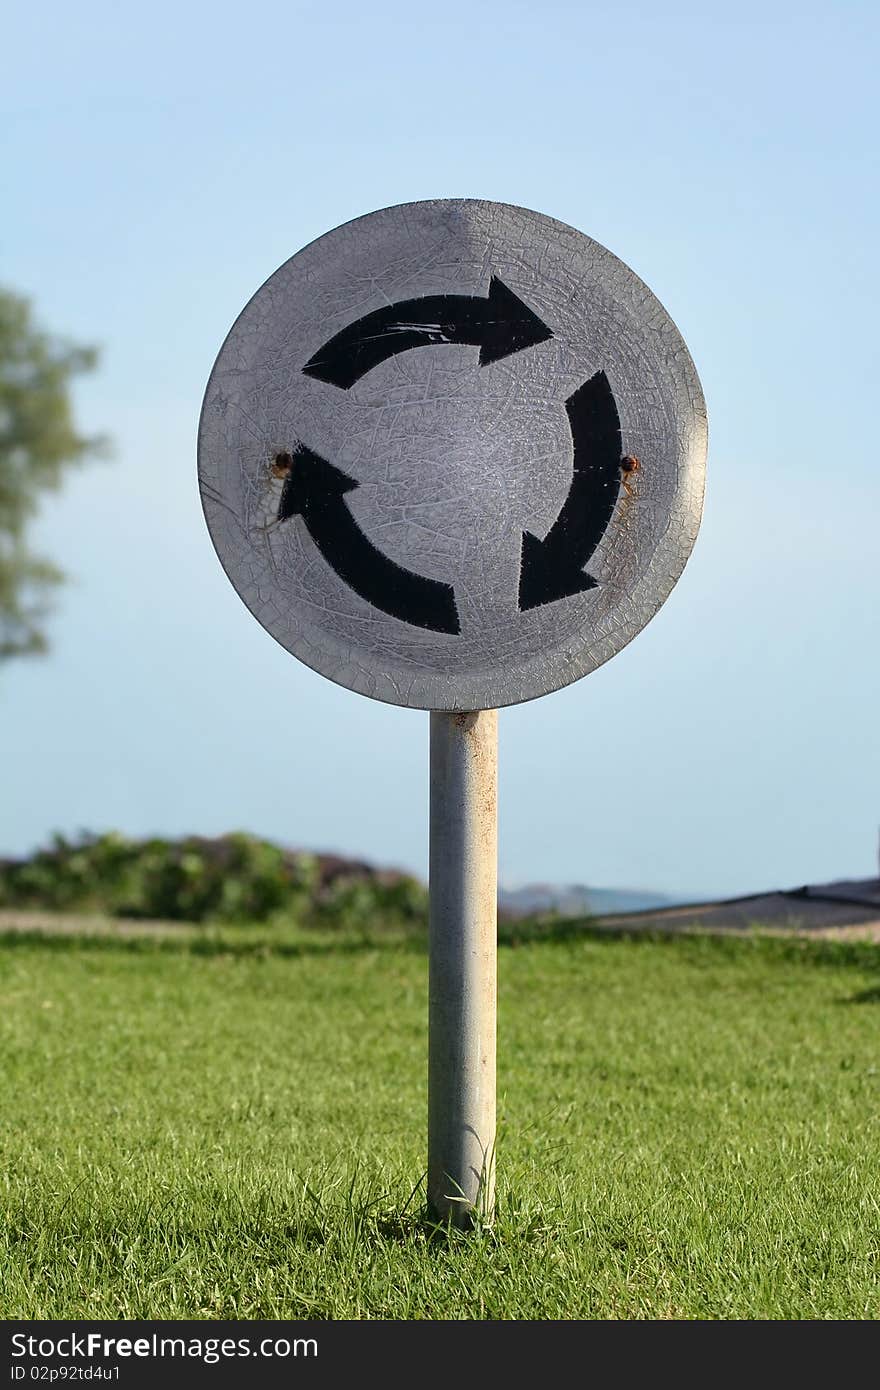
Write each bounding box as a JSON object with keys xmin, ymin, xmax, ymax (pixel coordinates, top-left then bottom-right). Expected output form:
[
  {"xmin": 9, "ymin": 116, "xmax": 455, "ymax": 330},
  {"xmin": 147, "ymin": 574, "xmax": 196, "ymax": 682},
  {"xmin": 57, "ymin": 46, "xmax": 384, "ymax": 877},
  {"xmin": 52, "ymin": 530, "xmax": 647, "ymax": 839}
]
[
  {"xmin": 198, "ymin": 199, "xmax": 708, "ymax": 1224},
  {"xmin": 198, "ymin": 199, "xmax": 706, "ymax": 711}
]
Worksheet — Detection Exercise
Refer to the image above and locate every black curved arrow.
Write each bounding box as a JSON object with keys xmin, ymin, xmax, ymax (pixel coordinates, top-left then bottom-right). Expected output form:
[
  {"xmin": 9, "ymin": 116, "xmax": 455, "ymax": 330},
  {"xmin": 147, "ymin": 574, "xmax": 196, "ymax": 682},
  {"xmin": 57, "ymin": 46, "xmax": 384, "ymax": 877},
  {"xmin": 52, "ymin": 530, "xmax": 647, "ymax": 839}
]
[
  {"xmin": 302, "ymin": 277, "xmax": 552, "ymax": 389},
  {"xmin": 276, "ymin": 446, "xmax": 460, "ymax": 635},
  {"xmin": 518, "ymin": 371, "xmax": 623, "ymax": 612}
]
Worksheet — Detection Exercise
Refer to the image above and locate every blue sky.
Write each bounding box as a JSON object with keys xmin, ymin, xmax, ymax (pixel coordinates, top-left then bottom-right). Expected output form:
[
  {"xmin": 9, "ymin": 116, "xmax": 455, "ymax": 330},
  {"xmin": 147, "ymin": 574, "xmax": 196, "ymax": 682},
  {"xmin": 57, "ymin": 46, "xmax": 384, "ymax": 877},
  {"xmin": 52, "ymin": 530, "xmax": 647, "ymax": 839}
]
[{"xmin": 3, "ymin": 0, "xmax": 878, "ymax": 896}]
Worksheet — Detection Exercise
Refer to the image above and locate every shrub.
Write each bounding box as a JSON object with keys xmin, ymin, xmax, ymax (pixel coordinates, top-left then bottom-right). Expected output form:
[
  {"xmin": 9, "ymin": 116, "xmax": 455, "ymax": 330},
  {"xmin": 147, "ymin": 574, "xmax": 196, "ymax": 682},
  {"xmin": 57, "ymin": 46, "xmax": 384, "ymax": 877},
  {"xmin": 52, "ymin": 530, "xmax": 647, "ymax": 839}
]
[{"xmin": 0, "ymin": 831, "xmax": 424, "ymax": 929}]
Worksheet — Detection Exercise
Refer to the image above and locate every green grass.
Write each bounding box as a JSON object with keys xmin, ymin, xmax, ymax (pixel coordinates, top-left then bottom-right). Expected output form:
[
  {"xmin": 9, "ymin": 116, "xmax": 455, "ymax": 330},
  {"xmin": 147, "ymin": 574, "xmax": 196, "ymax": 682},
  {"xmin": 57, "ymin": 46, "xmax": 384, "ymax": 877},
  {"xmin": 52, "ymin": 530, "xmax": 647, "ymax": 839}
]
[{"xmin": 1, "ymin": 925, "xmax": 879, "ymax": 1319}]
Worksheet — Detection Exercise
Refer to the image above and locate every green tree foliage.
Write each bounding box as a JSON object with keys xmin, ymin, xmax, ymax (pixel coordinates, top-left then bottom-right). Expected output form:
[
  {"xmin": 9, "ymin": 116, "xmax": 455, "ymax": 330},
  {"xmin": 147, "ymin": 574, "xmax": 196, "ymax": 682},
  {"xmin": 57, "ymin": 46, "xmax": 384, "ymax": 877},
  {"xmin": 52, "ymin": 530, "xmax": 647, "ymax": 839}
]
[
  {"xmin": 0, "ymin": 831, "xmax": 429, "ymax": 928},
  {"xmin": 0, "ymin": 288, "xmax": 105, "ymax": 658}
]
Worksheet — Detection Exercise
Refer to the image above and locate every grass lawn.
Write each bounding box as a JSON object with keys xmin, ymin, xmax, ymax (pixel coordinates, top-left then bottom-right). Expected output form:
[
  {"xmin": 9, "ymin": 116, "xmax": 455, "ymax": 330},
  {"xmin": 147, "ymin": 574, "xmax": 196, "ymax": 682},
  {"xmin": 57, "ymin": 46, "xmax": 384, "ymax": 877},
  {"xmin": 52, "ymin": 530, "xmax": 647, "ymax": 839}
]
[{"xmin": 1, "ymin": 925, "xmax": 879, "ymax": 1319}]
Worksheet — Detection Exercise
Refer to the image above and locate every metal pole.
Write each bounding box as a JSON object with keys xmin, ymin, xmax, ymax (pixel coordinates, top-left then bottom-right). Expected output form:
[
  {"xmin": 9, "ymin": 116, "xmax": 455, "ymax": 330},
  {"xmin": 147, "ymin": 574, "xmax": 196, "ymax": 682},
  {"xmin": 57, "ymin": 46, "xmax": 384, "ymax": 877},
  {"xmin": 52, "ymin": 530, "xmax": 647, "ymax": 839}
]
[{"xmin": 428, "ymin": 709, "xmax": 498, "ymax": 1226}]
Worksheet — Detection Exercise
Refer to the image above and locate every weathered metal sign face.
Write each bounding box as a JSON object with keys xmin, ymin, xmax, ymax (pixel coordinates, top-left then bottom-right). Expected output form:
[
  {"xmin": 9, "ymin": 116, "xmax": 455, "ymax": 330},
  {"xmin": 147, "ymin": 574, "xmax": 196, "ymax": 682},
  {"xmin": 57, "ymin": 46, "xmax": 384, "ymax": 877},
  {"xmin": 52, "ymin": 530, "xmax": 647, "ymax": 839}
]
[{"xmin": 198, "ymin": 200, "xmax": 707, "ymax": 710}]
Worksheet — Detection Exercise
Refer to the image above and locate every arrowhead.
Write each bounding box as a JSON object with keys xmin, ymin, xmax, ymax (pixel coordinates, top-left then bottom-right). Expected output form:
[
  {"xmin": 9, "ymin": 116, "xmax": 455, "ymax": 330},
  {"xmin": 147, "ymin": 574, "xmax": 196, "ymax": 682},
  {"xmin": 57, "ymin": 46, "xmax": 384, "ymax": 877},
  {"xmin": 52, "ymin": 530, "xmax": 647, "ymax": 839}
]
[
  {"xmin": 277, "ymin": 446, "xmax": 358, "ymax": 522},
  {"xmin": 479, "ymin": 277, "xmax": 553, "ymax": 368},
  {"xmin": 518, "ymin": 530, "xmax": 598, "ymax": 612}
]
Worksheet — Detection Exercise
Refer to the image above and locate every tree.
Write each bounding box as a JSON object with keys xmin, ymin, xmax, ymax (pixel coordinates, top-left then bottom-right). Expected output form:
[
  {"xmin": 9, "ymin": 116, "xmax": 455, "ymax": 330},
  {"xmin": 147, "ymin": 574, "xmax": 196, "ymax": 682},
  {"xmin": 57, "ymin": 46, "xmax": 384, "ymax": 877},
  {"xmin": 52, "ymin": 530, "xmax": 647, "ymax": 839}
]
[{"xmin": 0, "ymin": 288, "xmax": 106, "ymax": 659}]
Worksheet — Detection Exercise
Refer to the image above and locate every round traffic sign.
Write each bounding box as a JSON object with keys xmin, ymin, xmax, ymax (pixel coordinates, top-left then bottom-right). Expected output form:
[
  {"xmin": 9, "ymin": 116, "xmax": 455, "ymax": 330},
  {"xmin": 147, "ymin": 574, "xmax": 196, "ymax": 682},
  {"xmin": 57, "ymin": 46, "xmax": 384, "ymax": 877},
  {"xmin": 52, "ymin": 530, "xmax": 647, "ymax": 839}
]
[{"xmin": 198, "ymin": 199, "xmax": 707, "ymax": 709}]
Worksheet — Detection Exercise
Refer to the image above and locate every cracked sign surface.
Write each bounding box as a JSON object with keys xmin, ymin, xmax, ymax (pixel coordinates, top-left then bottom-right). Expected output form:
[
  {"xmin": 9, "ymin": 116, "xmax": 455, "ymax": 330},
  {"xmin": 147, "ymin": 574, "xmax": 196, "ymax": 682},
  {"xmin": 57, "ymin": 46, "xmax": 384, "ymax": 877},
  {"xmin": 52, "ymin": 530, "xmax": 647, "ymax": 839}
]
[{"xmin": 198, "ymin": 199, "xmax": 707, "ymax": 710}]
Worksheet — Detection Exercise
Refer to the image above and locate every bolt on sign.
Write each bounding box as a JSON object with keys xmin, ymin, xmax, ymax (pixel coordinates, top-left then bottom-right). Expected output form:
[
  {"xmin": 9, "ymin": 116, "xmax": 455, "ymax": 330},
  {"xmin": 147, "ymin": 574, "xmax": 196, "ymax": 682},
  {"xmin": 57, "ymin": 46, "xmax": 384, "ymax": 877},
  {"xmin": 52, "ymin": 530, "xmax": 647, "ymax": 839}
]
[{"xmin": 198, "ymin": 200, "xmax": 707, "ymax": 710}]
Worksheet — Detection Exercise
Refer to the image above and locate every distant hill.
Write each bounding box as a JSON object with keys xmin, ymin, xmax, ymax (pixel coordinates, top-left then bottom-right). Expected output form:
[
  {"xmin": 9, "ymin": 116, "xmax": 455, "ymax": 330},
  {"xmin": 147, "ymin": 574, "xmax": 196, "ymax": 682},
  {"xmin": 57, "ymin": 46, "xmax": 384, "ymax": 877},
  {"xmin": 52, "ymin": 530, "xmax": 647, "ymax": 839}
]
[{"xmin": 499, "ymin": 883, "xmax": 675, "ymax": 918}]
